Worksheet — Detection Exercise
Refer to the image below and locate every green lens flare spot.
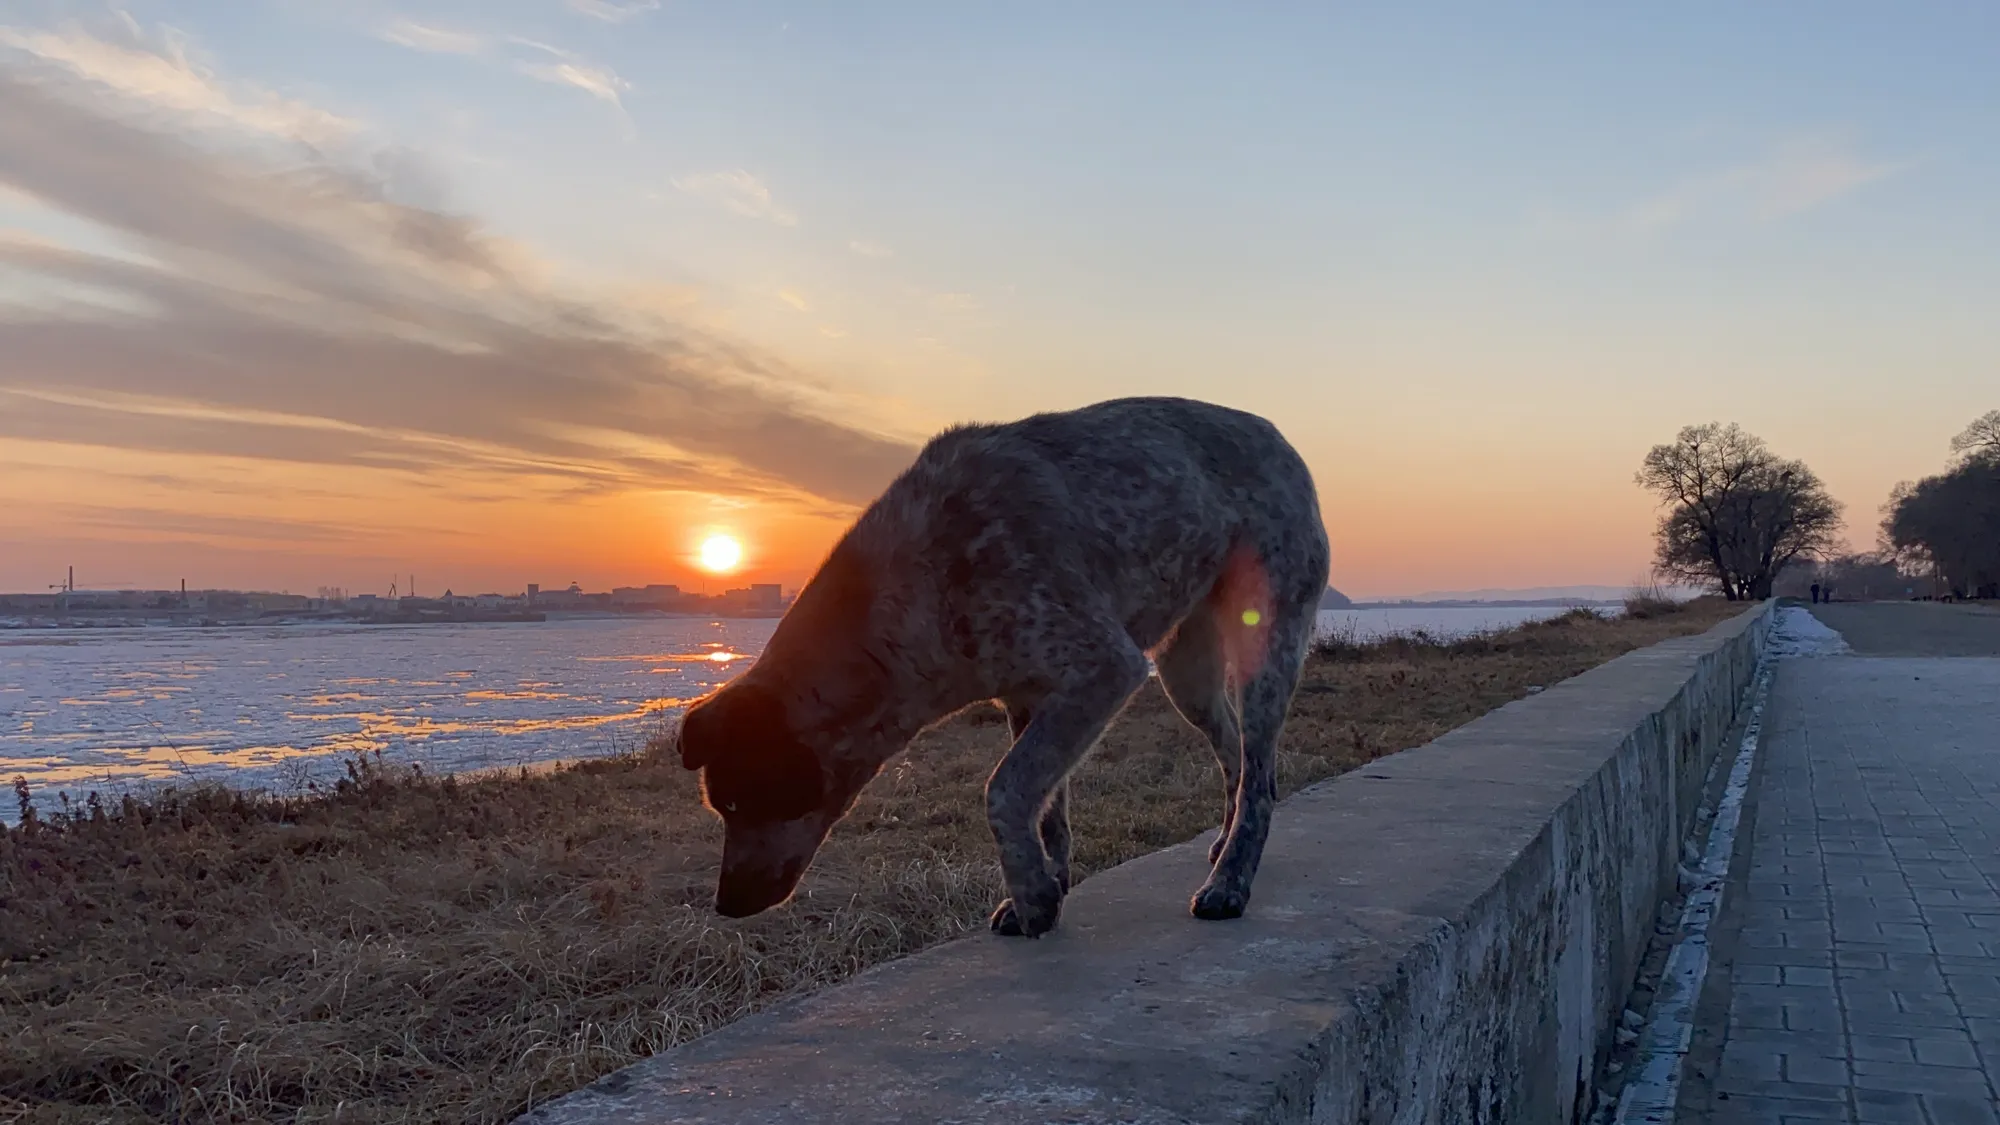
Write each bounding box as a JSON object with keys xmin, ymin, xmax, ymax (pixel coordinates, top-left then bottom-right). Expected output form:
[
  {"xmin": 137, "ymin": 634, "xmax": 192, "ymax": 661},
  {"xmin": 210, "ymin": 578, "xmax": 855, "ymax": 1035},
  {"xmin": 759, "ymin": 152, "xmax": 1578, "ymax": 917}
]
[{"xmin": 1241, "ymin": 609, "xmax": 1262, "ymax": 627}]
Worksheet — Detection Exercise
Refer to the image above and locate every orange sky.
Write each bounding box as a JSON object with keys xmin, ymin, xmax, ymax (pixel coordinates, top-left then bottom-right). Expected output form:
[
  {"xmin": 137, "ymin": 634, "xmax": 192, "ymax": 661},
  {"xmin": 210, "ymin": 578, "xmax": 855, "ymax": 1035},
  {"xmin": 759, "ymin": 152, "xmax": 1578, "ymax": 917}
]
[{"xmin": 3, "ymin": 8, "xmax": 1995, "ymax": 599}]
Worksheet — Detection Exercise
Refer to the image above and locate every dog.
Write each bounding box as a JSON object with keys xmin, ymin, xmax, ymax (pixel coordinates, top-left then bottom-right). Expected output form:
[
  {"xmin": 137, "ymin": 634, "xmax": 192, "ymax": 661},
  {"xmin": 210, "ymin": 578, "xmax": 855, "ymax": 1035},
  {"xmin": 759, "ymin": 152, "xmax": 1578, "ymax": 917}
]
[{"xmin": 676, "ymin": 396, "xmax": 1330, "ymax": 937}]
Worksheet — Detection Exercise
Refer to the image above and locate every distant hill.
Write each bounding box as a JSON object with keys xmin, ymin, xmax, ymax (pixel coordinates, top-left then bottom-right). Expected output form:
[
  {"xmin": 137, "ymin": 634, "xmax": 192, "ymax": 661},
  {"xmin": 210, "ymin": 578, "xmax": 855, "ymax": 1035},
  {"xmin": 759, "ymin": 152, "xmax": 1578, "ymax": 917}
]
[
  {"xmin": 1356, "ymin": 597, "xmax": 1621, "ymax": 609},
  {"xmin": 1320, "ymin": 586, "xmax": 1353, "ymax": 609},
  {"xmin": 1386, "ymin": 584, "xmax": 1634, "ymax": 602},
  {"xmin": 1358, "ymin": 583, "xmax": 1703, "ymax": 603}
]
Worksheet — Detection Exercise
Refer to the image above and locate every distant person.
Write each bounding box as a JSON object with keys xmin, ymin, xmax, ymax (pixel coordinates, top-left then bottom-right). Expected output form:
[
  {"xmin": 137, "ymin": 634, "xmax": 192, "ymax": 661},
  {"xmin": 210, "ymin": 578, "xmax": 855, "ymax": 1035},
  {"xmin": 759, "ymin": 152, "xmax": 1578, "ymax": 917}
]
[{"xmin": 1810, "ymin": 582, "xmax": 1821, "ymax": 604}]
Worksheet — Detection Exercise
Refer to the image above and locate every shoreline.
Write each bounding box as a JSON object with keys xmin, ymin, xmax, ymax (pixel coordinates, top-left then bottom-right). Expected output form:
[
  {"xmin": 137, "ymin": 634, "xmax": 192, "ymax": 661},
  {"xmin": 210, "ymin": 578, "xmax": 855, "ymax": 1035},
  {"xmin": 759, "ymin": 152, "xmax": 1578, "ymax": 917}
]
[
  {"xmin": 0, "ymin": 608, "xmax": 790, "ymax": 631},
  {"xmin": 2, "ymin": 602, "xmax": 1606, "ymax": 633}
]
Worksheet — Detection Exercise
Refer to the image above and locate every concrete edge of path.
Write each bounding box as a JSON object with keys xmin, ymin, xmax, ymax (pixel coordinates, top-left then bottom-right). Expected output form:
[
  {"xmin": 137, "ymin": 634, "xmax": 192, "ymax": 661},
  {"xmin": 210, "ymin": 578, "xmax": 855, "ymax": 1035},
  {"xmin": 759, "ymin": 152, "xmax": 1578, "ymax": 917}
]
[
  {"xmin": 1612, "ymin": 641, "xmax": 1779, "ymax": 1124},
  {"xmin": 514, "ymin": 603, "xmax": 1775, "ymax": 1125}
]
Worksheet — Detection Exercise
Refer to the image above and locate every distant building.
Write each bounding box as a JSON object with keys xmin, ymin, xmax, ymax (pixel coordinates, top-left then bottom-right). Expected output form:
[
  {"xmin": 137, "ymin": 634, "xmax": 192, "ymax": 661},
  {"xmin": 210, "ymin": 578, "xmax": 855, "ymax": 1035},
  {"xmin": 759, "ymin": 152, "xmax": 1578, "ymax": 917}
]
[
  {"xmin": 611, "ymin": 584, "xmax": 682, "ymax": 608},
  {"xmin": 532, "ymin": 583, "xmax": 587, "ymax": 609},
  {"xmin": 708, "ymin": 583, "xmax": 787, "ymax": 615}
]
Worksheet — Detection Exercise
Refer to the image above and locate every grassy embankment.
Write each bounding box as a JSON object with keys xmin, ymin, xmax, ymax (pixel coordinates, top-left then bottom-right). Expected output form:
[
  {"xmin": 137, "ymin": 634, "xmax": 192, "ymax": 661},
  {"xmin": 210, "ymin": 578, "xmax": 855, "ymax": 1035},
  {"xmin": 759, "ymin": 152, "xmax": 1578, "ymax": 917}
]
[{"xmin": 1, "ymin": 597, "xmax": 1742, "ymax": 1124}]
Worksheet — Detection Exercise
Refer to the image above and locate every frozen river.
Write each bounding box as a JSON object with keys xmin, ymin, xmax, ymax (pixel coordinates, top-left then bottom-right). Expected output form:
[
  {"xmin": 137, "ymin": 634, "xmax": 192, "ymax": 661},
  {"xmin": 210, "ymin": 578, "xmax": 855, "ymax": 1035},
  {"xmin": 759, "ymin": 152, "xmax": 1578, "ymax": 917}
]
[{"xmin": 2, "ymin": 604, "xmax": 1597, "ymax": 818}]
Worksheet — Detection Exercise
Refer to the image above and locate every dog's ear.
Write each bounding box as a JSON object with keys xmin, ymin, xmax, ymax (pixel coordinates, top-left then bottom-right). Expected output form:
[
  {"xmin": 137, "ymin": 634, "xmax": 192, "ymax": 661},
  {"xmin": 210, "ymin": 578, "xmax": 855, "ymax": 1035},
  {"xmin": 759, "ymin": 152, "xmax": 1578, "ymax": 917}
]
[{"xmin": 679, "ymin": 681, "xmax": 780, "ymax": 772}]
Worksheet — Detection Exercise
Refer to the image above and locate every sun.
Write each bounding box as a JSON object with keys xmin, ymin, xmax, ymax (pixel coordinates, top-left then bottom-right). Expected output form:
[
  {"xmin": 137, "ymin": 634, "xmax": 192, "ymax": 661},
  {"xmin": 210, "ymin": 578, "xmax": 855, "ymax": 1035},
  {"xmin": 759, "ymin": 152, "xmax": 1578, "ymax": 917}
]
[{"xmin": 698, "ymin": 534, "xmax": 743, "ymax": 574}]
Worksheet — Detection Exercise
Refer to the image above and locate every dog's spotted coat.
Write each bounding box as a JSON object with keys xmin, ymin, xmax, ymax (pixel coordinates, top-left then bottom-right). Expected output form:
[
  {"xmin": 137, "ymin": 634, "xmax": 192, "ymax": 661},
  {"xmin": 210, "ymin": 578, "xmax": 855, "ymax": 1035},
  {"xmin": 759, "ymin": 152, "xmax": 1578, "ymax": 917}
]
[{"xmin": 677, "ymin": 396, "xmax": 1331, "ymax": 937}]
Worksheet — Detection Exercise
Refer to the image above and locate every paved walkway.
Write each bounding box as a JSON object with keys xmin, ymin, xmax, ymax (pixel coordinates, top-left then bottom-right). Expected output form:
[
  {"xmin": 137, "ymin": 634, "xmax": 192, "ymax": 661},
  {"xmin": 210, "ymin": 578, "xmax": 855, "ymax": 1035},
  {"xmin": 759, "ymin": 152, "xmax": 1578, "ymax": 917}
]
[{"xmin": 1691, "ymin": 603, "xmax": 2000, "ymax": 1124}]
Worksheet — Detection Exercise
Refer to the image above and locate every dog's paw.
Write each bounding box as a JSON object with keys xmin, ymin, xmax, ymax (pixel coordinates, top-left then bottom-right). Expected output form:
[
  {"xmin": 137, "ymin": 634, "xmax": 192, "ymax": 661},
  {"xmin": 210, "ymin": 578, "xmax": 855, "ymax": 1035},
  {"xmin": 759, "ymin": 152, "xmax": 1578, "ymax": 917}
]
[
  {"xmin": 1190, "ymin": 882, "xmax": 1249, "ymax": 921},
  {"xmin": 989, "ymin": 894, "xmax": 1061, "ymax": 938}
]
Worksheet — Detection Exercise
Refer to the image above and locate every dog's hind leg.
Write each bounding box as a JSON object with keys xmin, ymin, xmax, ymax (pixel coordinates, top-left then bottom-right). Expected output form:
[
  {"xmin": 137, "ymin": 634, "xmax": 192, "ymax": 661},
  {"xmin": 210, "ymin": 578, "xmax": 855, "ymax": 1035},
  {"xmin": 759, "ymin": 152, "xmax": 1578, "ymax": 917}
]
[
  {"xmin": 1190, "ymin": 599, "xmax": 1311, "ymax": 921},
  {"xmin": 1155, "ymin": 605, "xmax": 1243, "ymax": 866},
  {"xmin": 1007, "ymin": 703, "xmax": 1073, "ymax": 893},
  {"xmin": 989, "ymin": 642, "xmax": 1149, "ymax": 938}
]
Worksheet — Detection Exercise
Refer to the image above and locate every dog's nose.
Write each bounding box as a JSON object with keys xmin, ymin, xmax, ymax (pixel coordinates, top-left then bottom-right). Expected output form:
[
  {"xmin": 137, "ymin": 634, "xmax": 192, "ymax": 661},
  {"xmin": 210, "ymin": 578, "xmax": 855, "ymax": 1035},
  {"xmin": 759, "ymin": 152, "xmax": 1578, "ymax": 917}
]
[
  {"xmin": 714, "ymin": 888, "xmax": 764, "ymax": 918},
  {"xmin": 715, "ymin": 876, "xmax": 786, "ymax": 918}
]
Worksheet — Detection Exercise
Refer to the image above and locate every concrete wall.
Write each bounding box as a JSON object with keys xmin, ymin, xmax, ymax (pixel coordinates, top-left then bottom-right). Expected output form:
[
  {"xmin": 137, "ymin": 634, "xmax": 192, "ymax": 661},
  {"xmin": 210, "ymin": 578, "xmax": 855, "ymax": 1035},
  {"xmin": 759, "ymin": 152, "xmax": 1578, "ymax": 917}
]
[{"xmin": 519, "ymin": 604, "xmax": 1773, "ymax": 1125}]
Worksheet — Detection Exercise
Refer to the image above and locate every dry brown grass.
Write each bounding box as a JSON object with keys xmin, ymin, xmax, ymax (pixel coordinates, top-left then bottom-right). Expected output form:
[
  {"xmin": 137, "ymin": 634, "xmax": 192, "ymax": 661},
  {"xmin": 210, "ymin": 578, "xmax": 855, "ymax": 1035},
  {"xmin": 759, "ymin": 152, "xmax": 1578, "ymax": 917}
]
[
  {"xmin": 1621, "ymin": 582, "xmax": 1690, "ymax": 621},
  {"xmin": 1, "ymin": 599, "xmax": 1742, "ymax": 1124}
]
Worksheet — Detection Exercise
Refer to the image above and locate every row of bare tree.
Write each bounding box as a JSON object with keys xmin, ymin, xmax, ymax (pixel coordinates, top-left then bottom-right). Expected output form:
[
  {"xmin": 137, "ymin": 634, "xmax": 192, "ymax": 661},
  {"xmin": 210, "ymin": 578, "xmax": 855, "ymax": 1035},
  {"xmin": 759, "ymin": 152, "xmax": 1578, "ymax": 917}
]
[
  {"xmin": 1633, "ymin": 411, "xmax": 1999, "ymax": 601},
  {"xmin": 1881, "ymin": 411, "xmax": 2000, "ymax": 599}
]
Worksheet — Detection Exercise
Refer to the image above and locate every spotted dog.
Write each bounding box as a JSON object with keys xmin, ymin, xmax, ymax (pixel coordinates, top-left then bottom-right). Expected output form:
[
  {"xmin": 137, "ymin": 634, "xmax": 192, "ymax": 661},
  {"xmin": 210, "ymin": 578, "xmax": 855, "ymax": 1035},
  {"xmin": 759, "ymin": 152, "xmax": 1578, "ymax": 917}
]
[{"xmin": 677, "ymin": 396, "xmax": 1331, "ymax": 937}]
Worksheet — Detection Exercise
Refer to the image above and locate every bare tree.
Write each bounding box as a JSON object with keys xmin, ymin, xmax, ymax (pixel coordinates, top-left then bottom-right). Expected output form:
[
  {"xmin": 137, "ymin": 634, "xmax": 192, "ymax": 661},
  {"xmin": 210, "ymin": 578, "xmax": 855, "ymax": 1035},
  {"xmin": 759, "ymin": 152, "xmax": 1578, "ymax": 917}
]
[
  {"xmin": 1637, "ymin": 423, "xmax": 1844, "ymax": 600},
  {"xmin": 1950, "ymin": 409, "xmax": 2000, "ymax": 466}
]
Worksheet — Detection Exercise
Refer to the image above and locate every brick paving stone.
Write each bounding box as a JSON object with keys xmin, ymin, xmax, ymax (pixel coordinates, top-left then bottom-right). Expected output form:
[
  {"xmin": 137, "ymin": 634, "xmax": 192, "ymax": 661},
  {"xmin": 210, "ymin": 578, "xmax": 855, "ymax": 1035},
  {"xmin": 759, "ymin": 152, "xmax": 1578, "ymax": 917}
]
[{"xmin": 1685, "ymin": 644, "xmax": 2000, "ymax": 1124}]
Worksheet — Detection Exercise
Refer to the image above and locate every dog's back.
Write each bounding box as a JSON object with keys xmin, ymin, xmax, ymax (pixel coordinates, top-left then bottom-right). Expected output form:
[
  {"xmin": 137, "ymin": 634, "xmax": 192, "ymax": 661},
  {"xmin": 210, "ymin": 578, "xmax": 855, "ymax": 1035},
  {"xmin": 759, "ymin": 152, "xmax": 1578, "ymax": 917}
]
[{"xmin": 836, "ymin": 395, "xmax": 1327, "ymax": 689}]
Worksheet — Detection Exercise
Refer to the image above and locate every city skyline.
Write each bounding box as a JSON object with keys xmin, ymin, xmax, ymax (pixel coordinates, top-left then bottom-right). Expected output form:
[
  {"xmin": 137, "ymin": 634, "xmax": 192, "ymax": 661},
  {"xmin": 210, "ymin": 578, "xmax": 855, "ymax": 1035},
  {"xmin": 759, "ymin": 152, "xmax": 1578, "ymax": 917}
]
[{"xmin": 4, "ymin": 4, "xmax": 1996, "ymax": 599}]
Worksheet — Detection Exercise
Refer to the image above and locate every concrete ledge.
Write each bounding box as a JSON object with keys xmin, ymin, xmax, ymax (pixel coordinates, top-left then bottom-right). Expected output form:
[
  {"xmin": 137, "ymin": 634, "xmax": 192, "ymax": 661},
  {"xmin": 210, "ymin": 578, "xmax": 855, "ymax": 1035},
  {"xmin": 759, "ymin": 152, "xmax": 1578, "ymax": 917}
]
[{"xmin": 518, "ymin": 604, "xmax": 1774, "ymax": 1125}]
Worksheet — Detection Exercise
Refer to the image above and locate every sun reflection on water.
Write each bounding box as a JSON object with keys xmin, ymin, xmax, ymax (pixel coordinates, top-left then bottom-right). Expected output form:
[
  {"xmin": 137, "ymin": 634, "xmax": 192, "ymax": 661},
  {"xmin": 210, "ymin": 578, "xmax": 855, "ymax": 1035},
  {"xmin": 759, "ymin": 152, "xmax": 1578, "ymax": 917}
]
[{"xmin": 0, "ymin": 618, "xmax": 774, "ymax": 820}]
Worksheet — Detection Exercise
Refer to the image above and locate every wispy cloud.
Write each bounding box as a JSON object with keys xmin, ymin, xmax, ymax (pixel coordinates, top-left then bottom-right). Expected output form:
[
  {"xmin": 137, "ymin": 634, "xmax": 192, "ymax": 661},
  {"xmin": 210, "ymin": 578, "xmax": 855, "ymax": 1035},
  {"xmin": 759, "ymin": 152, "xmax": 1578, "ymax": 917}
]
[
  {"xmin": 1540, "ymin": 133, "xmax": 1907, "ymax": 241},
  {"xmin": 672, "ymin": 170, "xmax": 798, "ymax": 226},
  {"xmin": 847, "ymin": 238, "xmax": 893, "ymax": 258},
  {"xmin": 518, "ymin": 59, "xmax": 628, "ymax": 104},
  {"xmin": 776, "ymin": 289, "xmax": 810, "ymax": 312},
  {"xmin": 510, "ymin": 38, "xmax": 630, "ymax": 106},
  {"xmin": 0, "ymin": 14, "xmax": 355, "ymax": 144},
  {"xmin": 565, "ymin": 0, "xmax": 661, "ymax": 23},
  {"xmin": 377, "ymin": 18, "xmax": 484, "ymax": 56},
  {"xmin": 1747, "ymin": 135, "xmax": 1904, "ymax": 215},
  {"xmin": 929, "ymin": 292, "xmax": 980, "ymax": 312},
  {"xmin": 0, "ymin": 20, "xmax": 914, "ymax": 520},
  {"xmin": 366, "ymin": 25, "xmax": 626, "ymax": 110}
]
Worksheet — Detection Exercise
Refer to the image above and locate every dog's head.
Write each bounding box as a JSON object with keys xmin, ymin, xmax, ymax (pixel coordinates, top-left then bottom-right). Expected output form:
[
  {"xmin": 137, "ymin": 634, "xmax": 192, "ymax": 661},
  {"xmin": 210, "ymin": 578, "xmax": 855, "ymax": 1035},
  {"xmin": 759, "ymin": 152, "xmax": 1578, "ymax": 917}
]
[
  {"xmin": 679, "ymin": 536, "xmax": 899, "ymax": 917},
  {"xmin": 677, "ymin": 677, "xmax": 848, "ymax": 918}
]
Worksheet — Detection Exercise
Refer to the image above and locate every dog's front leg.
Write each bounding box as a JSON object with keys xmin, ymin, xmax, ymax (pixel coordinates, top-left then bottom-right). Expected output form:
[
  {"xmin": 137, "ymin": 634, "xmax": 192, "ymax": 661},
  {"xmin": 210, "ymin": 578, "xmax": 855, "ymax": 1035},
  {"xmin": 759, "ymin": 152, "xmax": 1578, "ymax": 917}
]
[
  {"xmin": 1007, "ymin": 704, "xmax": 1072, "ymax": 893},
  {"xmin": 987, "ymin": 650, "xmax": 1148, "ymax": 938}
]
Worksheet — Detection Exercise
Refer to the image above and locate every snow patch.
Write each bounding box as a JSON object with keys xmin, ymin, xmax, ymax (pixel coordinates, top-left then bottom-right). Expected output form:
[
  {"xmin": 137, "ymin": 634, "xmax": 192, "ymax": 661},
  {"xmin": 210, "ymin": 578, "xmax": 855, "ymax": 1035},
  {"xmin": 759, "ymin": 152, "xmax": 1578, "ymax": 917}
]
[{"xmin": 1767, "ymin": 605, "xmax": 1851, "ymax": 659}]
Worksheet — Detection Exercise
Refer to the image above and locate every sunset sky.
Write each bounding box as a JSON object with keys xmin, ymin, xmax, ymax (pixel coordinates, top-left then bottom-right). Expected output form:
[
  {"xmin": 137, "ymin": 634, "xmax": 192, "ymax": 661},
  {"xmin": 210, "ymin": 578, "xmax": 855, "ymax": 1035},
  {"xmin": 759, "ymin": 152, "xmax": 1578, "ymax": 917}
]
[{"xmin": 3, "ymin": 2, "xmax": 1996, "ymax": 599}]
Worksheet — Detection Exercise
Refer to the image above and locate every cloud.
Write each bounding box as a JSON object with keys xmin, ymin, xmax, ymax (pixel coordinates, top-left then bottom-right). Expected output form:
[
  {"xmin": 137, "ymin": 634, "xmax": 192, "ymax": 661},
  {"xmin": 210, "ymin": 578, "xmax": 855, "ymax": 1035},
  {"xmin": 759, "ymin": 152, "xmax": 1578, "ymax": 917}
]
[
  {"xmin": 776, "ymin": 289, "xmax": 810, "ymax": 312},
  {"xmin": 565, "ymin": 0, "xmax": 661, "ymax": 22},
  {"xmin": 672, "ymin": 170, "xmax": 798, "ymax": 226},
  {"xmin": 929, "ymin": 292, "xmax": 980, "ymax": 312},
  {"xmin": 509, "ymin": 38, "xmax": 630, "ymax": 106},
  {"xmin": 847, "ymin": 238, "xmax": 893, "ymax": 258},
  {"xmin": 367, "ymin": 26, "xmax": 628, "ymax": 109},
  {"xmin": 1625, "ymin": 137, "xmax": 1901, "ymax": 231},
  {"xmin": 1540, "ymin": 133, "xmax": 1906, "ymax": 241},
  {"xmin": 0, "ymin": 26, "xmax": 916, "ymax": 517},
  {"xmin": 377, "ymin": 19, "xmax": 484, "ymax": 56},
  {"xmin": 517, "ymin": 60, "xmax": 628, "ymax": 105},
  {"xmin": 1749, "ymin": 136, "xmax": 1903, "ymax": 215},
  {"xmin": 0, "ymin": 15, "xmax": 355, "ymax": 144}
]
